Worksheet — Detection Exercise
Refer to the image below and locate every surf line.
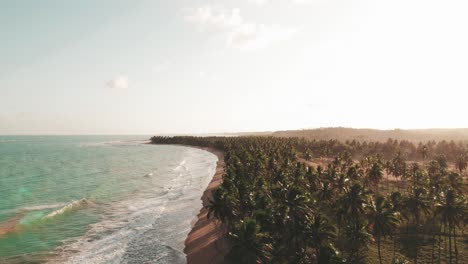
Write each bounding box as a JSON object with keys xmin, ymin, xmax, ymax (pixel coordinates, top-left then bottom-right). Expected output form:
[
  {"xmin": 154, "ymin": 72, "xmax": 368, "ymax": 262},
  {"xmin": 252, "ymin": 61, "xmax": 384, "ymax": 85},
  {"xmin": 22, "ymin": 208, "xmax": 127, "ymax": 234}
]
[{"xmin": 42, "ymin": 198, "xmax": 89, "ymax": 220}]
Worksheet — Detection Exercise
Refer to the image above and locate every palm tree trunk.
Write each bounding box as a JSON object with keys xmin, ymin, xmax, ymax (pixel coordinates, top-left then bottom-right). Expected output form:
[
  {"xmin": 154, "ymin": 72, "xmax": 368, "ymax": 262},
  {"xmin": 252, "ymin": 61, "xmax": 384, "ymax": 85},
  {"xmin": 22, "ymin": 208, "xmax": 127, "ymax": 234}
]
[
  {"xmin": 356, "ymin": 247, "xmax": 360, "ymax": 264},
  {"xmin": 398, "ymin": 178, "xmax": 401, "ymax": 192},
  {"xmin": 378, "ymin": 235, "xmax": 382, "ymax": 264},
  {"xmin": 431, "ymin": 217, "xmax": 436, "ymax": 264},
  {"xmin": 393, "ymin": 231, "xmax": 398, "ymax": 262},
  {"xmin": 449, "ymin": 224, "xmax": 452, "ymax": 264},
  {"xmin": 337, "ymin": 223, "xmax": 341, "ymax": 240},
  {"xmin": 387, "ymin": 173, "xmax": 390, "ymax": 192},
  {"xmin": 438, "ymin": 224, "xmax": 442, "ymax": 264},
  {"xmin": 445, "ymin": 224, "xmax": 448, "ymax": 263},
  {"xmin": 415, "ymin": 219, "xmax": 419, "ymax": 264},
  {"xmin": 453, "ymin": 227, "xmax": 458, "ymax": 264}
]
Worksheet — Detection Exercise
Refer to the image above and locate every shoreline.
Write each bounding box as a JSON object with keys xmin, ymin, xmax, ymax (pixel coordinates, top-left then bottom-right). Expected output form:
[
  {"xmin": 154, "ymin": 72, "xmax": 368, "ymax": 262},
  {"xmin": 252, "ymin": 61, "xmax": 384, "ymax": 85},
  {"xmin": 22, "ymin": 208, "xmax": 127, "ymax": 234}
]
[{"xmin": 182, "ymin": 146, "xmax": 228, "ymax": 264}]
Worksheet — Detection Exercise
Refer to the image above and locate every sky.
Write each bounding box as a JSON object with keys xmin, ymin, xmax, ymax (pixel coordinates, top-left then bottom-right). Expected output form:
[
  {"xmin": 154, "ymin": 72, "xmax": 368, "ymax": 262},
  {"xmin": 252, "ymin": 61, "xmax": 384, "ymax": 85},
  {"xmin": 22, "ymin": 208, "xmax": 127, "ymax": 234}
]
[{"xmin": 1, "ymin": 0, "xmax": 468, "ymax": 135}]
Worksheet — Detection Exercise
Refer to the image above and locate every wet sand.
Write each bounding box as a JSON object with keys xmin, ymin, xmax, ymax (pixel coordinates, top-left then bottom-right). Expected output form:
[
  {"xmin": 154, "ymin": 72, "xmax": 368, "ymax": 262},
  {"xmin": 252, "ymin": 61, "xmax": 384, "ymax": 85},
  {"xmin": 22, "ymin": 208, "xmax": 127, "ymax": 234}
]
[{"xmin": 184, "ymin": 147, "xmax": 228, "ymax": 264}]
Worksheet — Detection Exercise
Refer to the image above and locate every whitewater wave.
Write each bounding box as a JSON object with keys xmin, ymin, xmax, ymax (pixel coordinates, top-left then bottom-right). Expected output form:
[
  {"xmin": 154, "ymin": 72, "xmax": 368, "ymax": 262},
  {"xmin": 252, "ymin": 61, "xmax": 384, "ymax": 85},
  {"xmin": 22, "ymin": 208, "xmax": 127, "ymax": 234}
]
[
  {"xmin": 0, "ymin": 203, "xmax": 66, "ymax": 215},
  {"xmin": 81, "ymin": 140, "xmax": 150, "ymax": 147},
  {"xmin": 50, "ymin": 161, "xmax": 211, "ymax": 263},
  {"xmin": 0, "ymin": 200, "xmax": 91, "ymax": 238},
  {"xmin": 173, "ymin": 160, "xmax": 187, "ymax": 171},
  {"xmin": 0, "ymin": 139, "xmax": 27, "ymax": 143},
  {"xmin": 45, "ymin": 147, "xmax": 218, "ymax": 264},
  {"xmin": 21, "ymin": 203, "xmax": 66, "ymax": 212},
  {"xmin": 50, "ymin": 196, "xmax": 171, "ymax": 264},
  {"xmin": 42, "ymin": 199, "xmax": 89, "ymax": 220}
]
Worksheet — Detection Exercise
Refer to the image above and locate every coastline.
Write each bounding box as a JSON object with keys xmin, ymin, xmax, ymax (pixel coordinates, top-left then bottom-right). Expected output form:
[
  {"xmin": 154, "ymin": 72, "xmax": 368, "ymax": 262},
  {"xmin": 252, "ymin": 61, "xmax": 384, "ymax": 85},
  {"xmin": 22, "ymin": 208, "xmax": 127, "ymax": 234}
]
[{"xmin": 183, "ymin": 146, "xmax": 228, "ymax": 264}]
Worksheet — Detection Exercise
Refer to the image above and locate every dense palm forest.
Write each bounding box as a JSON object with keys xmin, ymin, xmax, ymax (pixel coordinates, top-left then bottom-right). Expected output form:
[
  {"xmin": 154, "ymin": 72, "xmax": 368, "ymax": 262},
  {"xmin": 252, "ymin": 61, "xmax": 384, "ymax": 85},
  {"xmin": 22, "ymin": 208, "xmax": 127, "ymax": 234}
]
[{"xmin": 151, "ymin": 136, "xmax": 467, "ymax": 264}]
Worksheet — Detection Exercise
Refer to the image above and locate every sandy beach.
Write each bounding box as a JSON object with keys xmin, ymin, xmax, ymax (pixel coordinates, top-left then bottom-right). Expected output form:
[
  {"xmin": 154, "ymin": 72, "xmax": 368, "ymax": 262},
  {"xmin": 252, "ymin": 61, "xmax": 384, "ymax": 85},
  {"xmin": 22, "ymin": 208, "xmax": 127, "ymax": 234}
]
[{"xmin": 184, "ymin": 147, "xmax": 229, "ymax": 264}]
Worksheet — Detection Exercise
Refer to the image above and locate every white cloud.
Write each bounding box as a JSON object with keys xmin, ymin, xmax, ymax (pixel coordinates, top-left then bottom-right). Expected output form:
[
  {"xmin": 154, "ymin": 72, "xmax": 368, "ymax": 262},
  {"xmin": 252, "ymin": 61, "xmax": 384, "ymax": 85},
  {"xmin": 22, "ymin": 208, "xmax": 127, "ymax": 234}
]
[
  {"xmin": 247, "ymin": 0, "xmax": 310, "ymax": 5},
  {"xmin": 198, "ymin": 71, "xmax": 207, "ymax": 78},
  {"xmin": 106, "ymin": 75, "xmax": 129, "ymax": 89},
  {"xmin": 228, "ymin": 23, "xmax": 300, "ymax": 50},
  {"xmin": 187, "ymin": 6, "xmax": 299, "ymax": 50},
  {"xmin": 248, "ymin": 0, "xmax": 268, "ymax": 5},
  {"xmin": 185, "ymin": 6, "xmax": 243, "ymax": 30},
  {"xmin": 227, "ymin": 23, "xmax": 259, "ymax": 48}
]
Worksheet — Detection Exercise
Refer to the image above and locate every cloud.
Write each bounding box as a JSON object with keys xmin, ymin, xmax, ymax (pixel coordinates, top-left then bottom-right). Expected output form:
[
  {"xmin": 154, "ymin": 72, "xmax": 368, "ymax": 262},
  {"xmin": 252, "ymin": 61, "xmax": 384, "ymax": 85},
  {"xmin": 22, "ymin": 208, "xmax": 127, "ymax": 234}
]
[
  {"xmin": 228, "ymin": 23, "xmax": 300, "ymax": 50},
  {"xmin": 186, "ymin": 6, "xmax": 299, "ymax": 50},
  {"xmin": 248, "ymin": 0, "xmax": 268, "ymax": 5},
  {"xmin": 227, "ymin": 23, "xmax": 259, "ymax": 48},
  {"xmin": 106, "ymin": 75, "xmax": 129, "ymax": 89},
  {"xmin": 185, "ymin": 6, "xmax": 243, "ymax": 31},
  {"xmin": 247, "ymin": 0, "xmax": 310, "ymax": 5},
  {"xmin": 198, "ymin": 71, "xmax": 207, "ymax": 78}
]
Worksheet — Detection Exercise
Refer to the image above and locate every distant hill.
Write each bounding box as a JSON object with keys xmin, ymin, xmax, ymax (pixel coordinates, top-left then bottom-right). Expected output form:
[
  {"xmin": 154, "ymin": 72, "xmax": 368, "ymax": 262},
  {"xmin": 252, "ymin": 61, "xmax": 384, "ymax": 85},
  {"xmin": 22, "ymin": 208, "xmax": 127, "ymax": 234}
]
[{"xmin": 269, "ymin": 127, "xmax": 468, "ymax": 142}]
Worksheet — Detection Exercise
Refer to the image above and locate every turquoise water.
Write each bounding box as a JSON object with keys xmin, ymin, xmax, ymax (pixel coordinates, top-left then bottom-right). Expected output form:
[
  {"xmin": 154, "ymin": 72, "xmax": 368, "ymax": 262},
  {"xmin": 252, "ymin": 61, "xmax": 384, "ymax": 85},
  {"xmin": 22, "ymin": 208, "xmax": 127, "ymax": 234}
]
[{"xmin": 0, "ymin": 136, "xmax": 217, "ymax": 263}]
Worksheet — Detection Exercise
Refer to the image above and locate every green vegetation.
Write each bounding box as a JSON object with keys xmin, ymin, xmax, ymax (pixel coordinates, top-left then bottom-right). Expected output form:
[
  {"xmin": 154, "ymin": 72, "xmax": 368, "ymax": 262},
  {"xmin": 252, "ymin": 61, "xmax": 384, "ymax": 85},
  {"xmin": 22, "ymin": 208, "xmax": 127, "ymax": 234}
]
[{"xmin": 151, "ymin": 136, "xmax": 468, "ymax": 264}]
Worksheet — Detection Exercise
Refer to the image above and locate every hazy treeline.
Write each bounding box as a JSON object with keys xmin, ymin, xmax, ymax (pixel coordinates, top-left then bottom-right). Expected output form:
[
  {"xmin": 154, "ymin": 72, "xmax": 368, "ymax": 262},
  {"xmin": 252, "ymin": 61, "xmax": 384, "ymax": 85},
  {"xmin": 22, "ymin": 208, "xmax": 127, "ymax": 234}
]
[
  {"xmin": 152, "ymin": 134, "xmax": 468, "ymax": 163},
  {"xmin": 294, "ymin": 137, "xmax": 468, "ymax": 163},
  {"xmin": 271, "ymin": 127, "xmax": 468, "ymax": 143}
]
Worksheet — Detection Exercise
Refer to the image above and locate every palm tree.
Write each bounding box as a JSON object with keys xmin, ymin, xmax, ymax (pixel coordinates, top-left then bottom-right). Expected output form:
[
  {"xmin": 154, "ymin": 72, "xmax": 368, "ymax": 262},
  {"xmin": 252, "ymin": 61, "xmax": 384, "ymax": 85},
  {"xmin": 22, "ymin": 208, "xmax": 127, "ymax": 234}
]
[
  {"xmin": 206, "ymin": 187, "xmax": 237, "ymax": 224},
  {"xmin": 427, "ymin": 160, "xmax": 444, "ymax": 197},
  {"xmin": 316, "ymin": 244, "xmax": 345, "ymax": 263},
  {"xmin": 385, "ymin": 160, "xmax": 392, "ymax": 191},
  {"xmin": 347, "ymin": 165, "xmax": 361, "ymax": 182},
  {"xmin": 403, "ymin": 187, "xmax": 431, "ymax": 264},
  {"xmin": 341, "ymin": 151, "xmax": 354, "ymax": 169},
  {"xmin": 339, "ymin": 183, "xmax": 370, "ymax": 221},
  {"xmin": 368, "ymin": 162, "xmax": 384, "ymax": 194},
  {"xmin": 317, "ymin": 181, "xmax": 334, "ymax": 208},
  {"xmin": 305, "ymin": 148, "xmax": 312, "ymax": 162},
  {"xmin": 436, "ymin": 155, "xmax": 448, "ymax": 170},
  {"xmin": 435, "ymin": 190, "xmax": 467, "ymax": 264},
  {"xmin": 455, "ymin": 154, "xmax": 467, "ymax": 176},
  {"xmin": 367, "ymin": 195, "xmax": 400, "ymax": 264},
  {"xmin": 446, "ymin": 172, "xmax": 464, "ymax": 195},
  {"xmin": 391, "ymin": 152, "xmax": 407, "ymax": 192},
  {"xmin": 337, "ymin": 183, "xmax": 371, "ymax": 261},
  {"xmin": 308, "ymin": 213, "xmax": 337, "ymax": 260},
  {"xmin": 227, "ymin": 218, "xmax": 273, "ymax": 263},
  {"xmin": 284, "ymin": 186, "xmax": 314, "ymax": 259},
  {"xmin": 426, "ymin": 160, "xmax": 444, "ymax": 264},
  {"xmin": 390, "ymin": 192, "xmax": 404, "ymax": 261},
  {"xmin": 407, "ymin": 163, "xmax": 428, "ymax": 191},
  {"xmin": 420, "ymin": 145, "xmax": 428, "ymax": 163},
  {"xmin": 344, "ymin": 220, "xmax": 373, "ymax": 263},
  {"xmin": 334, "ymin": 173, "xmax": 350, "ymax": 195}
]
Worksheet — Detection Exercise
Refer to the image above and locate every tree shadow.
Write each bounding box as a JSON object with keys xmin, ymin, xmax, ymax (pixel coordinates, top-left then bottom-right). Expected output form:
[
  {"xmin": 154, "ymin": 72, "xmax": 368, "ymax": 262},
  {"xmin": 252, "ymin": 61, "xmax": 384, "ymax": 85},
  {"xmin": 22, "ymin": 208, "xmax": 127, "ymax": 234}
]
[{"xmin": 398, "ymin": 224, "xmax": 434, "ymax": 261}]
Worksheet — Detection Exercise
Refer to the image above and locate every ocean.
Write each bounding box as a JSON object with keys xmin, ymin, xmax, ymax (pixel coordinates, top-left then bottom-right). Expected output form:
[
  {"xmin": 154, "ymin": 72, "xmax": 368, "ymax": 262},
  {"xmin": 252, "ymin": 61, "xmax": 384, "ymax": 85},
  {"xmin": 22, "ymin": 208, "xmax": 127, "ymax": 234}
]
[{"xmin": 0, "ymin": 136, "xmax": 217, "ymax": 263}]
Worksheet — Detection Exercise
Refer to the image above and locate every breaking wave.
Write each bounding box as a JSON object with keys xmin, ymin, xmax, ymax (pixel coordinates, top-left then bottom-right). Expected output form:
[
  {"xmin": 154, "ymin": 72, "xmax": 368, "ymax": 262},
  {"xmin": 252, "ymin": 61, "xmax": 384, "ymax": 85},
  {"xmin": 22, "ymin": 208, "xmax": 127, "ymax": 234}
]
[{"xmin": 42, "ymin": 199, "xmax": 89, "ymax": 220}]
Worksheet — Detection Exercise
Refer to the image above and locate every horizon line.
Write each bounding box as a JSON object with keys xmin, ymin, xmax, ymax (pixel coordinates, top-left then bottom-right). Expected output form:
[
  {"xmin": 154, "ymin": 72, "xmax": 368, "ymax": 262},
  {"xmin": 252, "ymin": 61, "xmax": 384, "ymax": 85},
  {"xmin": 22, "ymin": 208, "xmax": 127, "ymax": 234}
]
[{"xmin": 2, "ymin": 127, "xmax": 468, "ymax": 136}]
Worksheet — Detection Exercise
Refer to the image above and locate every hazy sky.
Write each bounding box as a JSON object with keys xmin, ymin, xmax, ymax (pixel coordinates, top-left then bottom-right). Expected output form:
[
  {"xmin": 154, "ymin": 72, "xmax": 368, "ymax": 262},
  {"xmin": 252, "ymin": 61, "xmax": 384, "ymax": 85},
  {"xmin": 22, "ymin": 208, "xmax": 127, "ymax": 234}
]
[{"xmin": 1, "ymin": 0, "xmax": 467, "ymax": 135}]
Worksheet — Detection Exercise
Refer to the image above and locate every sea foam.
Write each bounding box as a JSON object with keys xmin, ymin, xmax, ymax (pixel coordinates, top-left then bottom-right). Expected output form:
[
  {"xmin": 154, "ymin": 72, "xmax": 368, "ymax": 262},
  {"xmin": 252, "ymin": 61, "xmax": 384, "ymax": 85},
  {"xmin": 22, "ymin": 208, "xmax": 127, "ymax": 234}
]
[{"xmin": 42, "ymin": 199, "xmax": 88, "ymax": 220}]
